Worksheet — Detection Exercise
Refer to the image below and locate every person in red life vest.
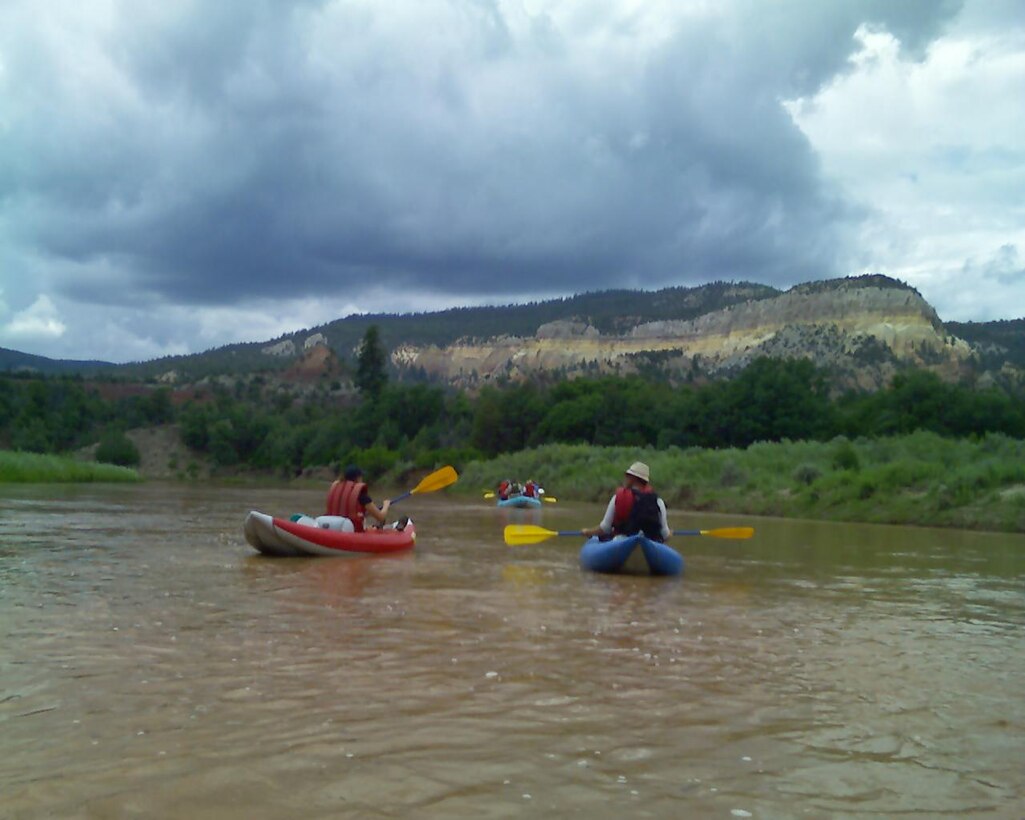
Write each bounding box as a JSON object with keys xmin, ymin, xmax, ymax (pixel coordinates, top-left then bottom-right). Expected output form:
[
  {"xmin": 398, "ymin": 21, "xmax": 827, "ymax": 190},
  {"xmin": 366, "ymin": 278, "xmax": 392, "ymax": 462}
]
[
  {"xmin": 497, "ymin": 479, "xmax": 512, "ymax": 501},
  {"xmin": 523, "ymin": 479, "xmax": 542, "ymax": 498},
  {"xmin": 324, "ymin": 464, "xmax": 391, "ymax": 531},
  {"xmin": 581, "ymin": 461, "xmax": 670, "ymax": 542}
]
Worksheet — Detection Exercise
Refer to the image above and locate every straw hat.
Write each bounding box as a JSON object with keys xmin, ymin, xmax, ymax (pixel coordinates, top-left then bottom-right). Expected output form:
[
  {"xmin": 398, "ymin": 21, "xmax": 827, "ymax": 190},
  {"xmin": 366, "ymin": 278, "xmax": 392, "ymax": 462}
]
[{"xmin": 624, "ymin": 461, "xmax": 650, "ymax": 483}]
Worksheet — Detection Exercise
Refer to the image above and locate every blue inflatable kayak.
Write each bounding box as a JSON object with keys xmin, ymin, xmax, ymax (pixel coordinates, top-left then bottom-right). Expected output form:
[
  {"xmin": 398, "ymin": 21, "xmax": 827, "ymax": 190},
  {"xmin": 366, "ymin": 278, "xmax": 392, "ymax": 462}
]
[
  {"xmin": 579, "ymin": 534, "xmax": 684, "ymax": 576},
  {"xmin": 497, "ymin": 495, "xmax": 542, "ymax": 509}
]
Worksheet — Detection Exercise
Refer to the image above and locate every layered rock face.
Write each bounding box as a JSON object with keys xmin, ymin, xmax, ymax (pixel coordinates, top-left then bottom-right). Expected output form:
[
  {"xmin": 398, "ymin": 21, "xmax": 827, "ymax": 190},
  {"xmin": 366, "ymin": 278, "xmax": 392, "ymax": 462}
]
[
  {"xmin": 393, "ymin": 277, "xmax": 975, "ymax": 390},
  {"xmin": 282, "ymin": 341, "xmax": 344, "ymax": 382}
]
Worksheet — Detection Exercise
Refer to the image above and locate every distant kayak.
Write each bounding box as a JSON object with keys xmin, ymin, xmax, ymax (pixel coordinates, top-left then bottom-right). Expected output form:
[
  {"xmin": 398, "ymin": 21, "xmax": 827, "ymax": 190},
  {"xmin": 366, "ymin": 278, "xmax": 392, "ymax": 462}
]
[
  {"xmin": 244, "ymin": 511, "xmax": 415, "ymax": 557},
  {"xmin": 497, "ymin": 495, "xmax": 542, "ymax": 509},
  {"xmin": 579, "ymin": 534, "xmax": 684, "ymax": 576}
]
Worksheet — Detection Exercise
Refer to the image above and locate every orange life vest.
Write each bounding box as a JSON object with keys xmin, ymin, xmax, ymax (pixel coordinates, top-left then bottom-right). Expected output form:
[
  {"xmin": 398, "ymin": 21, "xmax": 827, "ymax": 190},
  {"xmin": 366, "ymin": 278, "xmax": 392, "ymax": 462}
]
[{"xmin": 325, "ymin": 480, "xmax": 367, "ymax": 532}]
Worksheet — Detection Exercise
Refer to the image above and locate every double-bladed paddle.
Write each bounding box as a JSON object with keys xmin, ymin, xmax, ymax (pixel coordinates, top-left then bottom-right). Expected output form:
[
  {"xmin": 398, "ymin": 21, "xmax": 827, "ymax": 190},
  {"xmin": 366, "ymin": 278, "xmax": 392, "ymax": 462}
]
[
  {"xmin": 504, "ymin": 524, "xmax": 754, "ymax": 546},
  {"xmin": 388, "ymin": 465, "xmax": 459, "ymax": 505}
]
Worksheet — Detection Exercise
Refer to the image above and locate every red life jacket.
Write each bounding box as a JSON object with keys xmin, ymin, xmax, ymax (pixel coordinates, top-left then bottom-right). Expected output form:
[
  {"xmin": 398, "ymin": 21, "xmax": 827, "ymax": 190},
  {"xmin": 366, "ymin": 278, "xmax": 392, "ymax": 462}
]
[
  {"xmin": 612, "ymin": 485, "xmax": 656, "ymax": 534},
  {"xmin": 499, "ymin": 480, "xmax": 510, "ymax": 500},
  {"xmin": 524, "ymin": 481, "xmax": 537, "ymax": 498},
  {"xmin": 325, "ymin": 480, "xmax": 368, "ymax": 532},
  {"xmin": 612, "ymin": 486, "xmax": 634, "ymax": 533}
]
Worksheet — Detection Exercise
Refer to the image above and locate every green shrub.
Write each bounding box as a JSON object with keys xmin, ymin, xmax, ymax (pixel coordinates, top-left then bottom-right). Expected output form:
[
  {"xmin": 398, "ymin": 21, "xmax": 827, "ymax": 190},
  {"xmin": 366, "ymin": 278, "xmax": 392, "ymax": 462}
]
[
  {"xmin": 344, "ymin": 446, "xmax": 400, "ymax": 477},
  {"xmin": 875, "ymin": 460, "xmax": 942, "ymax": 491},
  {"xmin": 832, "ymin": 439, "xmax": 860, "ymax": 471},
  {"xmin": 978, "ymin": 432, "xmax": 1016, "ymax": 455},
  {"xmin": 857, "ymin": 479, "xmax": 876, "ymax": 500},
  {"xmin": 792, "ymin": 463, "xmax": 822, "ymax": 485},
  {"xmin": 719, "ymin": 460, "xmax": 746, "ymax": 488},
  {"xmin": 96, "ymin": 432, "xmax": 141, "ymax": 467}
]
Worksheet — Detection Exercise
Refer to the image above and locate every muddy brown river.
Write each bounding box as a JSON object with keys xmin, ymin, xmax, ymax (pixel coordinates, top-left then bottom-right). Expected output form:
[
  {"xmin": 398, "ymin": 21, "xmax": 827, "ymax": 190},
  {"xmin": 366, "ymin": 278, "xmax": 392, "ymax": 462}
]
[{"xmin": 2, "ymin": 482, "xmax": 1023, "ymax": 818}]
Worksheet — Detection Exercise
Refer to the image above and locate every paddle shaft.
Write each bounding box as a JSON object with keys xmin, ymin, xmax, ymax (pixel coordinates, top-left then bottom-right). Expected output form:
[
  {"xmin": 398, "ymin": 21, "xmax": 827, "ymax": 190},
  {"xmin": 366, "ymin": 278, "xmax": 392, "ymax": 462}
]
[
  {"xmin": 544, "ymin": 529, "xmax": 733, "ymax": 537},
  {"xmin": 504, "ymin": 523, "xmax": 754, "ymax": 546}
]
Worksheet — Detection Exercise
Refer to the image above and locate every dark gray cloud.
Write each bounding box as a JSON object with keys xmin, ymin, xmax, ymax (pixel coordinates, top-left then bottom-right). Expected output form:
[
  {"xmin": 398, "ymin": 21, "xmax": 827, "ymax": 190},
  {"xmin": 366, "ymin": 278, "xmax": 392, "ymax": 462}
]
[
  {"xmin": 1, "ymin": 0, "xmax": 966, "ymax": 316},
  {"xmin": 974, "ymin": 244, "xmax": 1024, "ymax": 286}
]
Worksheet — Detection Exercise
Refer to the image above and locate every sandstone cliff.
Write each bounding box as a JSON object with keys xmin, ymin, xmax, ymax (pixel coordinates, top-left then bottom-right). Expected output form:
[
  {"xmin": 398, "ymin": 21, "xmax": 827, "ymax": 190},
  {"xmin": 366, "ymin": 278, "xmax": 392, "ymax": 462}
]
[
  {"xmin": 83, "ymin": 275, "xmax": 1020, "ymax": 390},
  {"xmin": 282, "ymin": 340, "xmax": 344, "ymax": 382},
  {"xmin": 392, "ymin": 275, "xmax": 976, "ymax": 390}
]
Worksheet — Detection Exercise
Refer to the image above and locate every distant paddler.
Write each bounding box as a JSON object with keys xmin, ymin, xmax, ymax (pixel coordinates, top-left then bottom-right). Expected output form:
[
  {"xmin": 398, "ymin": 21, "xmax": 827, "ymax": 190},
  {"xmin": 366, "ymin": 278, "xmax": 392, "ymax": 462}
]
[
  {"xmin": 483, "ymin": 479, "xmax": 514, "ymax": 501},
  {"xmin": 524, "ymin": 479, "xmax": 556, "ymax": 503}
]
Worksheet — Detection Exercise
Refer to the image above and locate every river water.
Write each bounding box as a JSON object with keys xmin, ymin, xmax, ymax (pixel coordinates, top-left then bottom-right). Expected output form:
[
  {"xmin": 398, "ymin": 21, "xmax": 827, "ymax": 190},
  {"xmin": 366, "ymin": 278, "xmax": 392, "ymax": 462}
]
[{"xmin": 2, "ymin": 482, "xmax": 1023, "ymax": 818}]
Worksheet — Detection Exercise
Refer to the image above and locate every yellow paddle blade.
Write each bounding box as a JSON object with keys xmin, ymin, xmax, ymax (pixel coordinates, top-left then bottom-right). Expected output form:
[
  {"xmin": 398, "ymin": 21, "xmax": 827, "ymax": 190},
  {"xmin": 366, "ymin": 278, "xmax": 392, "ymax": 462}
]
[
  {"xmin": 504, "ymin": 524, "xmax": 560, "ymax": 546},
  {"xmin": 542, "ymin": 496, "xmax": 558, "ymax": 503},
  {"xmin": 412, "ymin": 465, "xmax": 459, "ymax": 494},
  {"xmin": 700, "ymin": 527, "xmax": 754, "ymax": 539},
  {"xmin": 483, "ymin": 491, "xmax": 495, "ymax": 499}
]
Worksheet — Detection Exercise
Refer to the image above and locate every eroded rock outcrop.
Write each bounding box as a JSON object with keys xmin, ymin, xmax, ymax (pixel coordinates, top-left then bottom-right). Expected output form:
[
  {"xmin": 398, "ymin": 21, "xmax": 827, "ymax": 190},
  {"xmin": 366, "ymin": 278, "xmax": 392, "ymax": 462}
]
[
  {"xmin": 262, "ymin": 339, "xmax": 296, "ymax": 357},
  {"xmin": 391, "ymin": 276, "xmax": 975, "ymax": 390},
  {"xmin": 536, "ymin": 319, "xmax": 600, "ymax": 340},
  {"xmin": 283, "ymin": 344, "xmax": 344, "ymax": 382}
]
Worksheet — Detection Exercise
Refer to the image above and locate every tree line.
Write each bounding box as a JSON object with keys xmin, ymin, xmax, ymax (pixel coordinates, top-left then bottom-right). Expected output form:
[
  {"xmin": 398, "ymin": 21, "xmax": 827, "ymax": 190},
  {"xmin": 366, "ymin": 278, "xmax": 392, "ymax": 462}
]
[
  {"xmin": 2, "ymin": 348, "xmax": 1024, "ymax": 473},
  {"xmin": 468, "ymin": 358, "xmax": 1025, "ymax": 455}
]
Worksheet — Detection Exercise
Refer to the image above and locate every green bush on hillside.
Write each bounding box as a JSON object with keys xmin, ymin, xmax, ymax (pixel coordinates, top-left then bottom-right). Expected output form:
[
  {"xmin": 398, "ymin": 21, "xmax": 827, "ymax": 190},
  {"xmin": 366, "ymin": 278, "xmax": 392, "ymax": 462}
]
[{"xmin": 95, "ymin": 432, "xmax": 140, "ymax": 467}]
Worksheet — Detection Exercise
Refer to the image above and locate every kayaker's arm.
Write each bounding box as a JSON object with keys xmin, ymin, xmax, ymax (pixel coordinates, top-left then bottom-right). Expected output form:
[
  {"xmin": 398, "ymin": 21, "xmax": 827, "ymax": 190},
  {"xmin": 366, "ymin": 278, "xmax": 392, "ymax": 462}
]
[
  {"xmin": 657, "ymin": 498, "xmax": 671, "ymax": 541},
  {"xmin": 365, "ymin": 498, "xmax": 391, "ymax": 526}
]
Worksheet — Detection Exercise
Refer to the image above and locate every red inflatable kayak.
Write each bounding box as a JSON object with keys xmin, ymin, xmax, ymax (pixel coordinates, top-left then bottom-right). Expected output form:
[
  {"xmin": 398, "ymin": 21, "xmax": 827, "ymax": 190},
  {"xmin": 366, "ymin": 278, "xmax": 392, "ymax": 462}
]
[{"xmin": 244, "ymin": 510, "xmax": 415, "ymax": 557}]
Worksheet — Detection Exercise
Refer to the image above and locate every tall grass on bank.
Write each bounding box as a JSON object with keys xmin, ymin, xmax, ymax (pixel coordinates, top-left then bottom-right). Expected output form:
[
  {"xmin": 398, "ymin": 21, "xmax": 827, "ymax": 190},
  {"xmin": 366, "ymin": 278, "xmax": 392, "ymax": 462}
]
[
  {"xmin": 0, "ymin": 450, "xmax": 141, "ymax": 483},
  {"xmin": 458, "ymin": 432, "xmax": 1025, "ymax": 532}
]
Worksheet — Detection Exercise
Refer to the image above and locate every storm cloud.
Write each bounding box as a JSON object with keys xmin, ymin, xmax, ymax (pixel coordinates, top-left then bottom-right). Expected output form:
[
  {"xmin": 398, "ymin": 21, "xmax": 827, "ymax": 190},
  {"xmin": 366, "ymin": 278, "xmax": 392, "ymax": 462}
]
[{"xmin": 1, "ymin": 0, "xmax": 1021, "ymax": 360}]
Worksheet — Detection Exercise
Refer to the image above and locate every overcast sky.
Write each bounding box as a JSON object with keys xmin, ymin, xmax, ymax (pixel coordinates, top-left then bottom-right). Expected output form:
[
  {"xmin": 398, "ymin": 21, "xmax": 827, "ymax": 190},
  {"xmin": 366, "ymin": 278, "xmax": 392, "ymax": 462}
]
[{"xmin": 1, "ymin": 0, "xmax": 1023, "ymax": 363}]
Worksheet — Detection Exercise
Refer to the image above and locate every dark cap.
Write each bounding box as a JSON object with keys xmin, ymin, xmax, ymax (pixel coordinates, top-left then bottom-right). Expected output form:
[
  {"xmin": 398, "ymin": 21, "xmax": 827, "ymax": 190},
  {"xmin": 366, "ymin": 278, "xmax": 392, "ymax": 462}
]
[{"xmin": 344, "ymin": 465, "xmax": 363, "ymax": 481}]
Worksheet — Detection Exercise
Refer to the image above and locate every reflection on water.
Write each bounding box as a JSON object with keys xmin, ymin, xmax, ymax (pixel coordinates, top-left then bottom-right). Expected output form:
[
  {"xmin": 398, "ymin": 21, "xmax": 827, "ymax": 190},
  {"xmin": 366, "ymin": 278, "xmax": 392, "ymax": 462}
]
[{"xmin": 1, "ymin": 483, "xmax": 1024, "ymax": 817}]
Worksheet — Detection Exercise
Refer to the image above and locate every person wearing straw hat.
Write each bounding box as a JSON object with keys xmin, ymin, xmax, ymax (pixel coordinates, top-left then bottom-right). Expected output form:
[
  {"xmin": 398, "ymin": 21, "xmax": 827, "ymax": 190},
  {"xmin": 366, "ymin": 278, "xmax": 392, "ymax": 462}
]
[{"xmin": 581, "ymin": 461, "xmax": 670, "ymax": 542}]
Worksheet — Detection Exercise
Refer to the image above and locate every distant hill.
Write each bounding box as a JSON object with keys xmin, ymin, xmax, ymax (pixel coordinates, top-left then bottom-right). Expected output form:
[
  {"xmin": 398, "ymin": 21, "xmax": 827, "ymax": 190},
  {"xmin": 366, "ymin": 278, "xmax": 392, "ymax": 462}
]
[
  {"xmin": 4, "ymin": 276, "xmax": 1024, "ymax": 393},
  {"xmin": 0, "ymin": 347, "xmax": 113, "ymax": 375},
  {"xmin": 101, "ymin": 281, "xmax": 780, "ymax": 381},
  {"xmin": 389, "ymin": 273, "xmax": 983, "ymax": 391},
  {"xmin": 947, "ymin": 318, "xmax": 1025, "ymax": 369}
]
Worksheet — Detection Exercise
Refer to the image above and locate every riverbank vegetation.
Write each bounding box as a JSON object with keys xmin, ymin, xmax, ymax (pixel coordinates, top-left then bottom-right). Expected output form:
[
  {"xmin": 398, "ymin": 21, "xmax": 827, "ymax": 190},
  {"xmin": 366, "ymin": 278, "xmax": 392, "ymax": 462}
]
[
  {"xmin": 1, "ymin": 345, "xmax": 1024, "ymax": 529},
  {"xmin": 4, "ymin": 357, "xmax": 1024, "ymax": 473},
  {"xmin": 0, "ymin": 450, "xmax": 140, "ymax": 483},
  {"xmin": 457, "ymin": 433, "xmax": 1025, "ymax": 532}
]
